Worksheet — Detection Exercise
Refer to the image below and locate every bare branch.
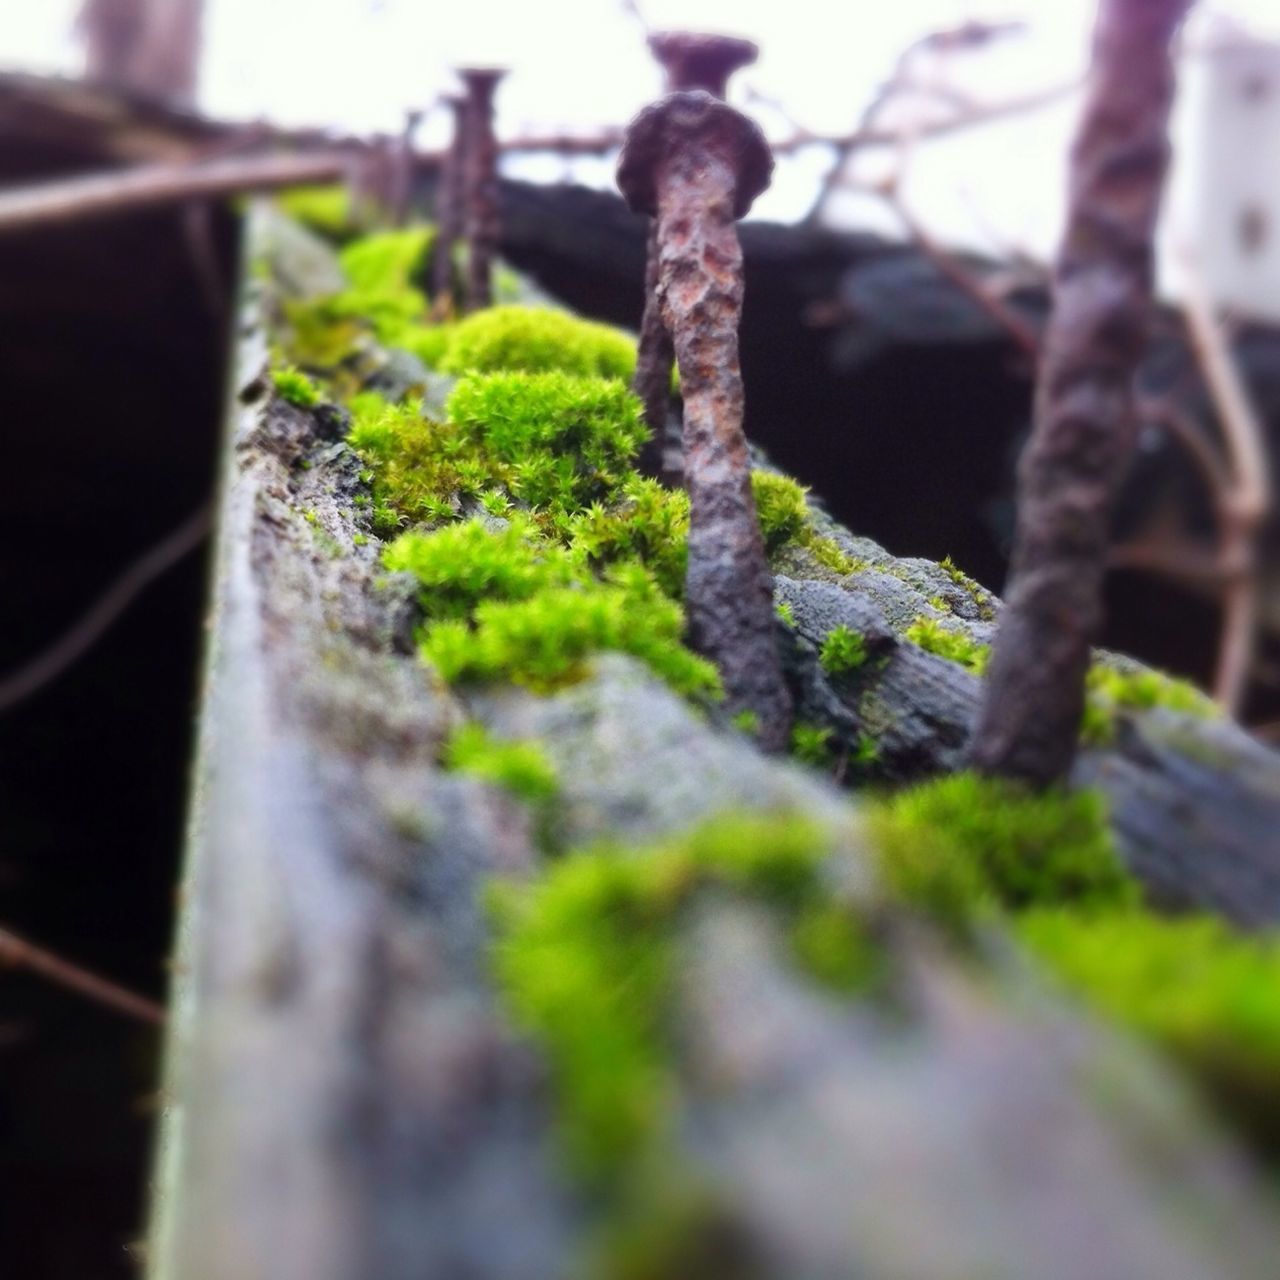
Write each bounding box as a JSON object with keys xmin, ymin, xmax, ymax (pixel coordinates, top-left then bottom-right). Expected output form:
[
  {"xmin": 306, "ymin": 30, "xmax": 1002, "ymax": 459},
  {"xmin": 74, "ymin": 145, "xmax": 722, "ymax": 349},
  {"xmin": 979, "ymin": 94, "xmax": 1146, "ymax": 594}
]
[
  {"xmin": 0, "ymin": 925, "xmax": 166, "ymax": 1025},
  {"xmin": 0, "ymin": 504, "xmax": 211, "ymax": 713},
  {"xmin": 1179, "ymin": 249, "xmax": 1273, "ymax": 714},
  {"xmin": 0, "ymin": 150, "xmax": 359, "ymax": 236}
]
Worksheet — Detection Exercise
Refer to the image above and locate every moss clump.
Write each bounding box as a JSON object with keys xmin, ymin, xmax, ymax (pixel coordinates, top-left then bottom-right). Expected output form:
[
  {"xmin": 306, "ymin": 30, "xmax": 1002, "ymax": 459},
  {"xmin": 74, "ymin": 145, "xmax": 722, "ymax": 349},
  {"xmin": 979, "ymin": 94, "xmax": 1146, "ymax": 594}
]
[
  {"xmin": 420, "ymin": 570, "xmax": 720, "ymax": 699},
  {"xmin": 442, "ymin": 722, "xmax": 559, "ymax": 802},
  {"xmin": 447, "ymin": 371, "xmax": 647, "ymax": 515},
  {"xmin": 339, "ymin": 226, "xmax": 435, "ymax": 296},
  {"xmin": 1019, "ymin": 909, "xmax": 1280, "ymax": 1144},
  {"xmin": 905, "ymin": 616, "xmax": 990, "ymax": 675},
  {"xmin": 489, "ymin": 811, "xmax": 865, "ymax": 1176},
  {"xmin": 560, "ymin": 477, "xmax": 690, "ymax": 600},
  {"xmin": 276, "ymin": 184, "xmax": 359, "ymax": 240},
  {"xmin": 271, "ymin": 365, "xmax": 323, "ymax": 408},
  {"xmin": 751, "ymin": 471, "xmax": 809, "ymax": 551},
  {"xmin": 1081, "ymin": 663, "xmax": 1218, "ymax": 746},
  {"xmin": 866, "ymin": 773, "xmax": 1135, "ymax": 934},
  {"xmin": 819, "ymin": 624, "xmax": 868, "ymax": 675},
  {"xmin": 347, "ymin": 394, "xmax": 490, "ymax": 530},
  {"xmin": 384, "ymin": 517, "xmax": 578, "ymax": 619},
  {"xmin": 439, "ymin": 305, "xmax": 637, "ymax": 381},
  {"xmin": 790, "ymin": 721, "xmax": 833, "ymax": 766}
]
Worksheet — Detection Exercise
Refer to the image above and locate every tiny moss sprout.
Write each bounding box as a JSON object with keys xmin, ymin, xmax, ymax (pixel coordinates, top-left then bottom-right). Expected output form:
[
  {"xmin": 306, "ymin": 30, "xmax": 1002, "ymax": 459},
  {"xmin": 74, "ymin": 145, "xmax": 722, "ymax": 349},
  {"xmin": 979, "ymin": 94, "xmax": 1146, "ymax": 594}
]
[
  {"xmin": 775, "ymin": 600, "xmax": 795, "ymax": 626},
  {"xmin": 751, "ymin": 471, "xmax": 809, "ymax": 551},
  {"xmin": 905, "ymin": 616, "xmax": 991, "ymax": 675},
  {"xmin": 819, "ymin": 625, "xmax": 868, "ymax": 675},
  {"xmin": 272, "ymin": 365, "xmax": 323, "ymax": 408},
  {"xmin": 790, "ymin": 722, "xmax": 833, "ymax": 766},
  {"xmin": 1080, "ymin": 663, "xmax": 1218, "ymax": 746},
  {"xmin": 276, "ymin": 184, "xmax": 357, "ymax": 239},
  {"xmin": 443, "ymin": 722, "xmax": 559, "ymax": 803}
]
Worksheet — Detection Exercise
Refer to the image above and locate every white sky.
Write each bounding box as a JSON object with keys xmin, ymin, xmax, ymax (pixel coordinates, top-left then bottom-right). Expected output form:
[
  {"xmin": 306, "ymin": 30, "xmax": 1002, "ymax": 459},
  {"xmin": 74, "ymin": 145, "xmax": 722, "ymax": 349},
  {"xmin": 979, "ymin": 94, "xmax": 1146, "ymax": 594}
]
[{"xmin": 3, "ymin": 1, "xmax": 1280, "ymax": 270}]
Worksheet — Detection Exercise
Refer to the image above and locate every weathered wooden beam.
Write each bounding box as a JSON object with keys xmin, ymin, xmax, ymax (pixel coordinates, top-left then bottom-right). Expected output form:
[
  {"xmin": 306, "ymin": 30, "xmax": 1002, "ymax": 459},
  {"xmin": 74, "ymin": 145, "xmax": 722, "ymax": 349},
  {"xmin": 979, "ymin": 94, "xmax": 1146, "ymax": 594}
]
[{"xmin": 150, "ymin": 207, "xmax": 1280, "ymax": 1280}]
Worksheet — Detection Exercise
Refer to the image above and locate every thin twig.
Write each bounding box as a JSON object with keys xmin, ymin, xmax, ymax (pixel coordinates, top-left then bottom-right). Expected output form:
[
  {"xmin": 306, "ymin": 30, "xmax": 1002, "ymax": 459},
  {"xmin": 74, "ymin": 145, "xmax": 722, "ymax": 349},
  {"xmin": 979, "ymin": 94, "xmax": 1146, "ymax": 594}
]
[
  {"xmin": 1179, "ymin": 247, "xmax": 1272, "ymax": 714},
  {"xmin": 0, "ymin": 504, "xmax": 211, "ymax": 713},
  {"xmin": 0, "ymin": 150, "xmax": 359, "ymax": 236},
  {"xmin": 0, "ymin": 925, "xmax": 166, "ymax": 1025},
  {"xmin": 883, "ymin": 186, "xmax": 1040, "ymax": 359}
]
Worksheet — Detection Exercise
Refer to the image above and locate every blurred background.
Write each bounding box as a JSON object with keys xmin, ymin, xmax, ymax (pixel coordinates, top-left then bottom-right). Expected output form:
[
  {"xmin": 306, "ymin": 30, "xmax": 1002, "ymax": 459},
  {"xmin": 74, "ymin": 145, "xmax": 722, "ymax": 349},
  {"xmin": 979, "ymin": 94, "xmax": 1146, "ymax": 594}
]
[{"xmin": 2, "ymin": 1, "xmax": 1279, "ymax": 1275}]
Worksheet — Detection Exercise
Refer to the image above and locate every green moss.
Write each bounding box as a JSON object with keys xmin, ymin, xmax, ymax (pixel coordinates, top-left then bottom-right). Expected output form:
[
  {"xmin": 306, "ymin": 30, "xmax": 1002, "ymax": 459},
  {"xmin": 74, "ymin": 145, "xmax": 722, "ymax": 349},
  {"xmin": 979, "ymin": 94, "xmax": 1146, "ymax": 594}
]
[
  {"xmin": 800, "ymin": 528, "xmax": 865, "ymax": 577},
  {"xmin": 904, "ymin": 616, "xmax": 990, "ymax": 675},
  {"xmin": 866, "ymin": 773, "xmax": 1135, "ymax": 934},
  {"xmin": 1019, "ymin": 909, "xmax": 1280, "ymax": 1142},
  {"xmin": 790, "ymin": 722, "xmax": 833, "ymax": 766},
  {"xmin": 347, "ymin": 394, "xmax": 489, "ymax": 526},
  {"xmin": 751, "ymin": 471, "xmax": 809, "ymax": 551},
  {"xmin": 489, "ymin": 811, "xmax": 857, "ymax": 1176},
  {"xmin": 819, "ymin": 624, "xmax": 868, "ymax": 675},
  {"xmin": 730, "ymin": 709, "xmax": 760, "ymax": 736},
  {"xmin": 446, "ymin": 370, "xmax": 646, "ymax": 515},
  {"xmin": 941, "ymin": 554, "xmax": 997, "ymax": 620},
  {"xmin": 439, "ymin": 305, "xmax": 637, "ymax": 381},
  {"xmin": 339, "ymin": 226, "xmax": 435, "ymax": 295},
  {"xmin": 442, "ymin": 722, "xmax": 559, "ymax": 802},
  {"xmin": 560, "ymin": 477, "xmax": 689, "ymax": 599},
  {"xmin": 420, "ymin": 571, "xmax": 720, "ymax": 700},
  {"xmin": 1081, "ymin": 663, "xmax": 1218, "ymax": 746},
  {"xmin": 392, "ymin": 321, "xmax": 456, "ymax": 369},
  {"xmin": 775, "ymin": 600, "xmax": 795, "ymax": 627},
  {"xmin": 272, "ymin": 365, "xmax": 323, "ymax": 408},
  {"xmin": 276, "ymin": 184, "xmax": 358, "ymax": 239},
  {"xmin": 383, "ymin": 517, "xmax": 578, "ymax": 619}
]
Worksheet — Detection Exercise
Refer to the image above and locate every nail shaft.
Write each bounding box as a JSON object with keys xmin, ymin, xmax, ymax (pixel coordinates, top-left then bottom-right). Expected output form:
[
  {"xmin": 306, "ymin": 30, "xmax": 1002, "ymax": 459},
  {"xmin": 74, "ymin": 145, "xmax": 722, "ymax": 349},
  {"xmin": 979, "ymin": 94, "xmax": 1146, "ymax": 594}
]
[
  {"xmin": 633, "ymin": 34, "xmax": 759, "ymax": 482},
  {"xmin": 431, "ymin": 95, "xmax": 468, "ymax": 315},
  {"xmin": 460, "ymin": 69, "xmax": 505, "ymax": 313},
  {"xmin": 619, "ymin": 92, "xmax": 791, "ymax": 750}
]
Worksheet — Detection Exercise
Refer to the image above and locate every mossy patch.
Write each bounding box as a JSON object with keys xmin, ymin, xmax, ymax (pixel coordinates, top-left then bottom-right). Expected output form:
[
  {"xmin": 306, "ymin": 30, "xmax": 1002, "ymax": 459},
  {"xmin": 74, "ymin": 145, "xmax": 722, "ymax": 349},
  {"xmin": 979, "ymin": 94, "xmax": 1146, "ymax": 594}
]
[
  {"xmin": 866, "ymin": 773, "xmax": 1134, "ymax": 935},
  {"xmin": 1081, "ymin": 663, "xmax": 1219, "ymax": 746},
  {"xmin": 419, "ymin": 570, "xmax": 720, "ymax": 699},
  {"xmin": 489, "ymin": 811, "xmax": 870, "ymax": 1178},
  {"xmin": 904, "ymin": 616, "xmax": 990, "ymax": 675},
  {"xmin": 442, "ymin": 722, "xmax": 559, "ymax": 803},
  {"xmin": 276, "ymin": 184, "xmax": 361, "ymax": 240},
  {"xmin": 751, "ymin": 471, "xmax": 808, "ymax": 551},
  {"xmin": 446, "ymin": 370, "xmax": 646, "ymax": 514},
  {"xmin": 272, "ymin": 365, "xmax": 323, "ymax": 408},
  {"xmin": 438, "ymin": 305, "xmax": 638, "ymax": 381},
  {"xmin": 819, "ymin": 624, "xmax": 869, "ymax": 675},
  {"xmin": 1019, "ymin": 908, "xmax": 1280, "ymax": 1146}
]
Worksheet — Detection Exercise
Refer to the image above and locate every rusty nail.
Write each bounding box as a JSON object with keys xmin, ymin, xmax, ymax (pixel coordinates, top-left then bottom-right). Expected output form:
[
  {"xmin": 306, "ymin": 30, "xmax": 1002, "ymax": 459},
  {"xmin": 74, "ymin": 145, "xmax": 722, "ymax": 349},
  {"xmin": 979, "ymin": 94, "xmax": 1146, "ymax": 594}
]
[
  {"xmin": 459, "ymin": 67, "xmax": 506, "ymax": 313},
  {"xmin": 633, "ymin": 34, "xmax": 760, "ymax": 482},
  {"xmin": 430, "ymin": 93, "xmax": 469, "ymax": 318},
  {"xmin": 617, "ymin": 90, "xmax": 792, "ymax": 751},
  {"xmin": 389, "ymin": 108, "xmax": 422, "ymax": 227},
  {"xmin": 967, "ymin": 0, "xmax": 1192, "ymax": 786}
]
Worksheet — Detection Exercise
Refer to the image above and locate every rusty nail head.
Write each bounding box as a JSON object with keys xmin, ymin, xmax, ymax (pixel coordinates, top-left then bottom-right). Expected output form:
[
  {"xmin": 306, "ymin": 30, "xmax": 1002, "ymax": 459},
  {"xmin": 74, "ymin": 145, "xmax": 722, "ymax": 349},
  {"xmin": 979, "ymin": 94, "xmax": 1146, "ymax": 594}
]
[
  {"xmin": 647, "ymin": 31, "xmax": 759, "ymax": 97},
  {"xmin": 617, "ymin": 90, "xmax": 773, "ymax": 220}
]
